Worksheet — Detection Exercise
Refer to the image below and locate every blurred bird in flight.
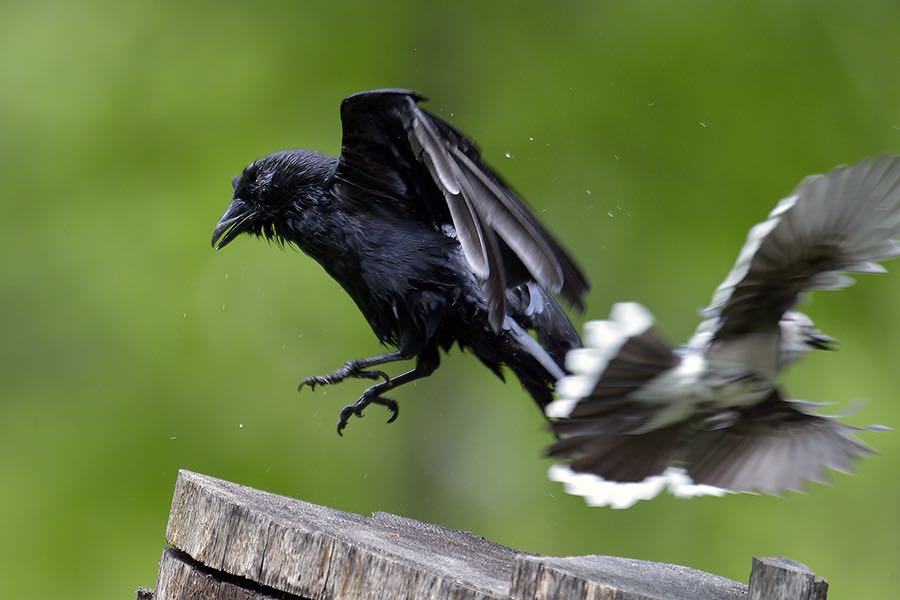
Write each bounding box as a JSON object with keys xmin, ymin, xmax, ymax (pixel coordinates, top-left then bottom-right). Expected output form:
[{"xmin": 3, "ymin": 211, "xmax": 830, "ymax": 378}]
[
  {"xmin": 212, "ymin": 89, "xmax": 589, "ymax": 435},
  {"xmin": 546, "ymin": 155, "xmax": 900, "ymax": 508}
]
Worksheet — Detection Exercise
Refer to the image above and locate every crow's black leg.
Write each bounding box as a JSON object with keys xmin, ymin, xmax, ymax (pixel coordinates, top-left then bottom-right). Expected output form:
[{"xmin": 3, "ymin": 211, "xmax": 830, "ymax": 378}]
[
  {"xmin": 337, "ymin": 349, "xmax": 440, "ymax": 436},
  {"xmin": 299, "ymin": 350, "xmax": 411, "ymax": 391}
]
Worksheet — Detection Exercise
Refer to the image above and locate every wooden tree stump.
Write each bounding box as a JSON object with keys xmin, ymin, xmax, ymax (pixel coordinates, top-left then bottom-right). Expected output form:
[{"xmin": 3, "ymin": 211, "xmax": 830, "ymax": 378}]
[
  {"xmin": 139, "ymin": 470, "xmax": 828, "ymax": 599},
  {"xmin": 748, "ymin": 557, "xmax": 828, "ymax": 600}
]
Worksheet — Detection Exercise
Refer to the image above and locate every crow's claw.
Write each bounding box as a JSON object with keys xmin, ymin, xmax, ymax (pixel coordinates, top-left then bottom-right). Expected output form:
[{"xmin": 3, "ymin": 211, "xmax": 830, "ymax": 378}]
[
  {"xmin": 337, "ymin": 404, "xmax": 366, "ymax": 436},
  {"xmin": 383, "ymin": 398, "xmax": 399, "ymax": 424},
  {"xmin": 335, "ymin": 395, "xmax": 399, "ymax": 436},
  {"xmin": 298, "ymin": 376, "xmax": 322, "ymax": 392}
]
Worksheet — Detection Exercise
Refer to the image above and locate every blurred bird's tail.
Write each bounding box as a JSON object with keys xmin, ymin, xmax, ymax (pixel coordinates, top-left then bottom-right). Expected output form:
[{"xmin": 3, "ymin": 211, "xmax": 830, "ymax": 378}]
[{"xmin": 544, "ymin": 303, "xmax": 686, "ymax": 482}]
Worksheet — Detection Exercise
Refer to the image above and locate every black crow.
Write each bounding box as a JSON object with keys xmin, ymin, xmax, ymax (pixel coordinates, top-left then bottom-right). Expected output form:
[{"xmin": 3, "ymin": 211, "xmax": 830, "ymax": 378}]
[
  {"xmin": 545, "ymin": 155, "xmax": 900, "ymax": 507},
  {"xmin": 212, "ymin": 89, "xmax": 589, "ymax": 435}
]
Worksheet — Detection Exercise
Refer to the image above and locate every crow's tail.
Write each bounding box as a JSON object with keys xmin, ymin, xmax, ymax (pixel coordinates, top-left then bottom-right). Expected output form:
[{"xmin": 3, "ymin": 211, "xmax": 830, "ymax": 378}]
[{"xmin": 499, "ymin": 283, "xmax": 583, "ymax": 413}]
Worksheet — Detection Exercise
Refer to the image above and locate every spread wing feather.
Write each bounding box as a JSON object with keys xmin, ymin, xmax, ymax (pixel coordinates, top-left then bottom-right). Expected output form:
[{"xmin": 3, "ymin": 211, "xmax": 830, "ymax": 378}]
[
  {"xmin": 683, "ymin": 392, "xmax": 878, "ymax": 494},
  {"xmin": 333, "ymin": 89, "xmax": 589, "ymax": 331},
  {"xmin": 704, "ymin": 155, "xmax": 900, "ymax": 340}
]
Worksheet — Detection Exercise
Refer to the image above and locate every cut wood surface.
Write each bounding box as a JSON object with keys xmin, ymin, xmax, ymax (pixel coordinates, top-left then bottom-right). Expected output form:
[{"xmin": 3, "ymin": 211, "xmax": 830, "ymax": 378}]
[
  {"xmin": 165, "ymin": 470, "xmax": 519, "ymax": 599},
  {"xmin": 142, "ymin": 470, "xmax": 828, "ymax": 599},
  {"xmin": 748, "ymin": 557, "xmax": 828, "ymax": 600}
]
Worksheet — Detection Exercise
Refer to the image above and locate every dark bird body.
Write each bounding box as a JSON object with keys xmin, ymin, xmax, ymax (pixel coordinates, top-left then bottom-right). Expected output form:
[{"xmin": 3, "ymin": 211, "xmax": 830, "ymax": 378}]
[{"xmin": 212, "ymin": 90, "xmax": 589, "ymax": 434}]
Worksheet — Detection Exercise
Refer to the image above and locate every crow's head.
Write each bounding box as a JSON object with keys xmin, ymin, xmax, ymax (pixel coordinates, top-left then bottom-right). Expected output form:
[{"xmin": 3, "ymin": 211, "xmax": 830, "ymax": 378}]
[
  {"xmin": 778, "ymin": 311, "xmax": 837, "ymax": 367},
  {"xmin": 212, "ymin": 150, "xmax": 334, "ymax": 249}
]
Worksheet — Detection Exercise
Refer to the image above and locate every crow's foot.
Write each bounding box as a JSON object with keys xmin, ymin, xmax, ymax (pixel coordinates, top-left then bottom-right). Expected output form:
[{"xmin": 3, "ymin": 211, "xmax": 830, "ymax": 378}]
[
  {"xmin": 336, "ymin": 394, "xmax": 399, "ymax": 436},
  {"xmin": 299, "ymin": 360, "xmax": 390, "ymax": 391}
]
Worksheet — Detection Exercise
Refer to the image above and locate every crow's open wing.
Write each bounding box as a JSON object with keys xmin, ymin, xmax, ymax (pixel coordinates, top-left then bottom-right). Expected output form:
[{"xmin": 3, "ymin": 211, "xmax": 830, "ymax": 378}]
[
  {"xmin": 703, "ymin": 155, "xmax": 900, "ymax": 341},
  {"xmin": 332, "ymin": 89, "xmax": 589, "ymax": 331}
]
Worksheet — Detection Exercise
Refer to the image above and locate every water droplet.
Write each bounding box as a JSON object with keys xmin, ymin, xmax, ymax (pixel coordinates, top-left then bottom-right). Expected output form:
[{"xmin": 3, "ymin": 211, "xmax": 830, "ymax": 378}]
[
  {"xmin": 699, "ymin": 121, "xmax": 707, "ymax": 128},
  {"xmin": 585, "ymin": 189, "xmax": 592, "ymax": 195},
  {"xmin": 504, "ymin": 152, "xmax": 513, "ymax": 159},
  {"xmin": 647, "ymin": 102, "xmax": 656, "ymax": 107},
  {"xmin": 239, "ymin": 423, "xmax": 244, "ymax": 429},
  {"xmin": 607, "ymin": 212, "xmax": 614, "ymax": 218},
  {"xmin": 613, "ymin": 154, "xmax": 620, "ymax": 161},
  {"xmin": 528, "ymin": 136, "xmax": 534, "ymax": 141}
]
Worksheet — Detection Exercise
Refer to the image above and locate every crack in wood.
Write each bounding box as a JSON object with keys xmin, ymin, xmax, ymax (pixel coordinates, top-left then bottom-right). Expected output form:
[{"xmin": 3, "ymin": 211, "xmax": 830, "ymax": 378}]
[{"xmin": 158, "ymin": 547, "xmax": 309, "ymax": 599}]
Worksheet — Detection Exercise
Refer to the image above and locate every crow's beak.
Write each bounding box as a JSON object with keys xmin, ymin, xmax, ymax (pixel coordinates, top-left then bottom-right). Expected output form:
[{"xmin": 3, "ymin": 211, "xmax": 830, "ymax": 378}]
[
  {"xmin": 212, "ymin": 198, "xmax": 256, "ymax": 249},
  {"xmin": 807, "ymin": 332, "xmax": 838, "ymax": 351}
]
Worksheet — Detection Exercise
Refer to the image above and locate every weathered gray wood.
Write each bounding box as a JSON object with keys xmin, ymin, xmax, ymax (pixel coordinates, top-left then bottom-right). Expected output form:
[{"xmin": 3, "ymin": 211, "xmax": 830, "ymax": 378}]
[
  {"xmin": 748, "ymin": 557, "xmax": 828, "ymax": 600},
  {"xmin": 156, "ymin": 470, "xmax": 827, "ymax": 600},
  {"xmin": 136, "ymin": 587, "xmax": 155, "ymax": 600},
  {"xmin": 166, "ymin": 470, "xmax": 519, "ymax": 600},
  {"xmin": 155, "ymin": 547, "xmax": 302, "ymax": 599},
  {"xmin": 510, "ymin": 555, "xmax": 749, "ymax": 600}
]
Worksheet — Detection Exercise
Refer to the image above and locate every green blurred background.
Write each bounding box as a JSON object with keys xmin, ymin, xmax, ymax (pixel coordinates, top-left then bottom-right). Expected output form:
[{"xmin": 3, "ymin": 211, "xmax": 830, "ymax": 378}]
[{"xmin": 2, "ymin": 1, "xmax": 898, "ymax": 598}]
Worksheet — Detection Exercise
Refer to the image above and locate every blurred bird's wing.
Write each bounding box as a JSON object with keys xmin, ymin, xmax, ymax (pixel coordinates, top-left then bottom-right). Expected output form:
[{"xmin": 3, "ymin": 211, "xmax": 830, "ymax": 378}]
[
  {"xmin": 702, "ymin": 155, "xmax": 900, "ymax": 341},
  {"xmin": 683, "ymin": 391, "xmax": 880, "ymax": 494},
  {"xmin": 332, "ymin": 89, "xmax": 589, "ymax": 331},
  {"xmin": 547, "ymin": 387, "xmax": 881, "ymax": 507}
]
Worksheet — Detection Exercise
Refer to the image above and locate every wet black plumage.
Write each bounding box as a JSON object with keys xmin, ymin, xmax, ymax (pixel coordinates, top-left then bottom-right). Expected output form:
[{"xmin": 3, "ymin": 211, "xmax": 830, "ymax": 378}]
[{"xmin": 212, "ymin": 89, "xmax": 589, "ymax": 434}]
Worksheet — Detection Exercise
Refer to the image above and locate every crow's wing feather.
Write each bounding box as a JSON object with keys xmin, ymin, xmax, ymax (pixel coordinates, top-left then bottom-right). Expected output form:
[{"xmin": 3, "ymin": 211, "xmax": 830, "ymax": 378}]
[
  {"xmin": 333, "ymin": 89, "xmax": 589, "ymax": 331},
  {"xmin": 703, "ymin": 155, "xmax": 900, "ymax": 340}
]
